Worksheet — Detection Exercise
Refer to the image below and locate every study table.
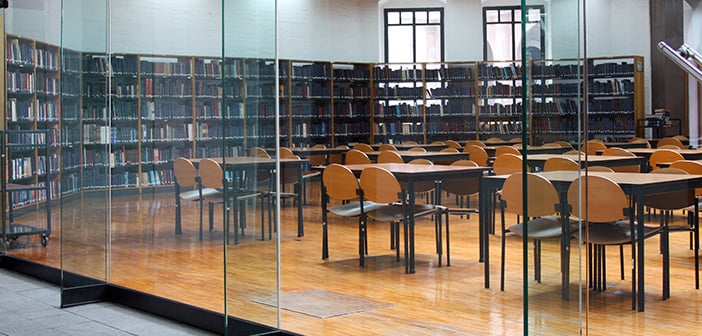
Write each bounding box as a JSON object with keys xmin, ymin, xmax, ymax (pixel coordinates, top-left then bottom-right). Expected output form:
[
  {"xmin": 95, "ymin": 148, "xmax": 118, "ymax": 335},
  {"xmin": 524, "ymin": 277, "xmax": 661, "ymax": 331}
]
[
  {"xmin": 190, "ymin": 157, "xmax": 308, "ymax": 240},
  {"xmin": 479, "ymin": 170, "xmax": 702, "ymax": 311},
  {"xmin": 525, "ymin": 154, "xmax": 646, "ymax": 171},
  {"xmin": 371, "ymin": 143, "xmax": 447, "ymax": 151},
  {"xmin": 483, "ymin": 145, "xmax": 568, "ymax": 157},
  {"xmin": 266, "ymin": 147, "xmax": 349, "ymax": 159},
  {"xmin": 324, "ymin": 163, "xmax": 490, "ymax": 274},
  {"xmin": 364, "ymin": 150, "xmax": 469, "ymax": 163}
]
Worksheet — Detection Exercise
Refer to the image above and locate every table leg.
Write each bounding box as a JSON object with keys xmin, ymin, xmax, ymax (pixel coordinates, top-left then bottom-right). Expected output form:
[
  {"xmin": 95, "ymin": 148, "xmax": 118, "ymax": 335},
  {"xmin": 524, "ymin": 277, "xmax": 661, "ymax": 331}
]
[
  {"xmin": 636, "ymin": 192, "xmax": 644, "ymax": 311},
  {"xmin": 297, "ymin": 163, "xmax": 304, "ymax": 237}
]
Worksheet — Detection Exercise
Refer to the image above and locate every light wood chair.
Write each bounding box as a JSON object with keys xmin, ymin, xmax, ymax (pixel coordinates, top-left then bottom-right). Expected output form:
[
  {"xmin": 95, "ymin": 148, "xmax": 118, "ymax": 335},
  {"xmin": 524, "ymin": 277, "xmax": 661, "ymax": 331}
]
[
  {"xmin": 554, "ymin": 140, "xmax": 574, "ymax": 149},
  {"xmin": 649, "ymin": 149, "xmax": 684, "ymax": 171},
  {"xmin": 541, "ymin": 142, "xmax": 564, "ymax": 148},
  {"xmin": 495, "ymin": 146, "xmax": 521, "ymax": 157},
  {"xmin": 345, "ymin": 149, "xmax": 371, "ymax": 164},
  {"xmin": 486, "ymin": 137, "xmax": 504, "ymax": 144},
  {"xmin": 431, "ymin": 141, "xmax": 446, "ymax": 145},
  {"xmin": 444, "ymin": 160, "xmax": 481, "ymax": 220},
  {"xmin": 493, "ymin": 153, "xmax": 525, "ymax": 176},
  {"xmin": 359, "ymin": 166, "xmax": 449, "ymax": 269},
  {"xmin": 408, "ymin": 147, "xmax": 426, "ymax": 152},
  {"xmin": 309, "ymin": 144, "xmax": 328, "ymax": 169},
  {"xmin": 673, "ymin": 135, "xmax": 689, "ymax": 142},
  {"xmin": 173, "ymin": 157, "xmax": 220, "ymax": 239},
  {"xmin": 657, "ymin": 137, "xmax": 685, "ymax": 149},
  {"xmin": 462, "ymin": 144, "xmax": 489, "ymax": 167},
  {"xmin": 440, "ymin": 147, "xmax": 459, "ymax": 153},
  {"xmin": 543, "ymin": 156, "xmax": 579, "ymax": 171},
  {"xmin": 379, "ymin": 144, "xmax": 398, "ymax": 151},
  {"xmin": 500, "ymin": 172, "xmax": 575, "ymax": 290},
  {"xmin": 403, "ymin": 140, "xmax": 418, "ymax": 145},
  {"xmin": 444, "ymin": 139, "xmax": 461, "ymax": 148},
  {"xmin": 328, "ymin": 145, "xmax": 348, "ymax": 164},
  {"xmin": 352, "ymin": 143, "xmax": 374, "ymax": 152},
  {"xmin": 581, "ymin": 140, "xmax": 607, "ymax": 155},
  {"xmin": 279, "ymin": 147, "xmax": 297, "ymax": 158},
  {"xmin": 629, "ymin": 137, "xmax": 652, "ymax": 148},
  {"xmin": 668, "ymin": 160, "xmax": 702, "ymax": 270},
  {"xmin": 602, "ymin": 147, "xmax": 640, "ymax": 172},
  {"xmin": 464, "ymin": 140, "xmax": 487, "ymax": 148},
  {"xmin": 377, "ymin": 150, "xmax": 404, "ymax": 163},
  {"xmin": 321, "ymin": 164, "xmax": 383, "ymax": 260}
]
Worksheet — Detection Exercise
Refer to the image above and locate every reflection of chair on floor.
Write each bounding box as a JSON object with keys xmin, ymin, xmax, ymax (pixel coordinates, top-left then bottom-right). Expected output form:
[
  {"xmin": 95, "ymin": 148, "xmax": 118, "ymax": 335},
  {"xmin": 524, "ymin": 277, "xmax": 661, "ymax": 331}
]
[
  {"xmin": 321, "ymin": 164, "xmax": 383, "ymax": 260},
  {"xmin": 500, "ymin": 172, "xmax": 575, "ymax": 291},
  {"xmin": 198, "ymin": 158, "xmax": 263, "ymax": 244},
  {"xmin": 359, "ymin": 166, "xmax": 450, "ymax": 269},
  {"xmin": 173, "ymin": 157, "xmax": 220, "ymax": 239}
]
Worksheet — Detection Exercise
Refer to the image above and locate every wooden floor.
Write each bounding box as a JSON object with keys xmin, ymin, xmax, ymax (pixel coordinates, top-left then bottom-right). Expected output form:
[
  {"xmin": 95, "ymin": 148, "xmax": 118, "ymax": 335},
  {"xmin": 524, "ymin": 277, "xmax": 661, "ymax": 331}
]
[{"xmin": 5, "ymin": 182, "xmax": 702, "ymax": 335}]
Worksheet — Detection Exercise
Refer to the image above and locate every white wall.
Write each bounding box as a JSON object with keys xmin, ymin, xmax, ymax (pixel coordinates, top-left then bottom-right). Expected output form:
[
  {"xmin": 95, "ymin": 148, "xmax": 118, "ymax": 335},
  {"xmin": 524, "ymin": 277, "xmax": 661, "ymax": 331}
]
[{"xmin": 685, "ymin": 1, "xmax": 702, "ymax": 142}]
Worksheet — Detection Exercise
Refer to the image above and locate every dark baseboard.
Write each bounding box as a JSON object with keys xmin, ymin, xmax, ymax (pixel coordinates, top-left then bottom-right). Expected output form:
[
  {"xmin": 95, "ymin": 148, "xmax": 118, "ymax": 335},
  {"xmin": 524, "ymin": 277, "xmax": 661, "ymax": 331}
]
[{"xmin": 0, "ymin": 255, "xmax": 298, "ymax": 336}]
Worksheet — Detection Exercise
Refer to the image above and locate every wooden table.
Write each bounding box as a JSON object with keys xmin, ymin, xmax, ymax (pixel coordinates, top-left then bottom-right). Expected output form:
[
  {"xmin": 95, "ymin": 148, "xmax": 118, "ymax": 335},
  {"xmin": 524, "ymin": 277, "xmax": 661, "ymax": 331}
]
[
  {"xmin": 479, "ymin": 170, "xmax": 702, "ymax": 311},
  {"xmin": 483, "ymin": 145, "xmax": 568, "ymax": 157},
  {"xmin": 191, "ymin": 157, "xmax": 308, "ymax": 240},
  {"xmin": 364, "ymin": 150, "xmax": 469, "ymax": 163},
  {"xmin": 371, "ymin": 143, "xmax": 448, "ymax": 151},
  {"xmin": 332, "ymin": 163, "xmax": 491, "ymax": 273},
  {"xmin": 525, "ymin": 154, "xmax": 646, "ymax": 171}
]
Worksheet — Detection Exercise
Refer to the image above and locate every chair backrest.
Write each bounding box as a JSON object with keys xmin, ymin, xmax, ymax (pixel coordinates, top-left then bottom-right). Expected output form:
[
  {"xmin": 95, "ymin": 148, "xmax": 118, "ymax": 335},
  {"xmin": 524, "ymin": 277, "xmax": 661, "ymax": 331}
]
[
  {"xmin": 250, "ymin": 146, "xmax": 271, "ymax": 158},
  {"xmin": 657, "ymin": 137, "xmax": 685, "ymax": 149},
  {"xmin": 198, "ymin": 158, "xmax": 224, "ymax": 189},
  {"xmin": 377, "ymin": 150, "xmax": 404, "ymax": 163},
  {"xmin": 581, "ymin": 140, "xmax": 607, "ymax": 155},
  {"xmin": 629, "ymin": 138, "xmax": 652, "ymax": 148},
  {"xmin": 465, "ymin": 140, "xmax": 486, "ymax": 147},
  {"xmin": 403, "ymin": 140, "xmax": 418, "ymax": 145},
  {"xmin": 279, "ymin": 147, "xmax": 297, "ymax": 158},
  {"xmin": 431, "ymin": 141, "xmax": 446, "ymax": 145},
  {"xmin": 543, "ymin": 156, "xmax": 579, "ymax": 171},
  {"xmin": 408, "ymin": 158, "xmax": 433, "ymax": 165},
  {"xmin": 444, "ymin": 140, "xmax": 461, "ymax": 148},
  {"xmin": 644, "ymin": 168, "xmax": 695, "ymax": 210},
  {"xmin": 322, "ymin": 164, "xmax": 360, "ymax": 202},
  {"xmin": 440, "ymin": 147, "xmax": 459, "ymax": 153},
  {"xmin": 379, "ymin": 144, "xmax": 398, "ymax": 151},
  {"xmin": 280, "ymin": 155, "xmax": 302, "ymax": 185},
  {"xmin": 408, "ymin": 147, "xmax": 427, "ymax": 152},
  {"xmin": 602, "ymin": 147, "xmax": 640, "ymax": 172},
  {"xmin": 672, "ymin": 135, "xmax": 689, "ymax": 141},
  {"xmin": 492, "ymin": 153, "xmax": 525, "ymax": 175},
  {"xmin": 554, "ymin": 140, "xmax": 574, "ymax": 149},
  {"xmin": 567, "ymin": 175, "xmax": 629, "ymax": 223},
  {"xmin": 359, "ymin": 166, "xmax": 402, "ymax": 204},
  {"xmin": 173, "ymin": 157, "xmax": 198, "ymax": 187},
  {"xmin": 669, "ymin": 160, "xmax": 702, "ymax": 195},
  {"xmin": 485, "ymin": 137, "xmax": 504, "ymax": 144},
  {"xmin": 501, "ymin": 173, "xmax": 559, "ymax": 217},
  {"xmin": 508, "ymin": 137, "xmax": 523, "ymax": 144},
  {"xmin": 328, "ymin": 145, "xmax": 348, "ymax": 164},
  {"xmin": 345, "ymin": 149, "xmax": 372, "ymax": 164},
  {"xmin": 406, "ymin": 159, "xmax": 435, "ymax": 192},
  {"xmin": 309, "ymin": 144, "xmax": 327, "ymax": 166},
  {"xmin": 443, "ymin": 160, "xmax": 480, "ymax": 196},
  {"xmin": 462, "ymin": 144, "xmax": 489, "ymax": 167},
  {"xmin": 495, "ymin": 146, "xmax": 521, "ymax": 157},
  {"xmin": 649, "ymin": 149, "xmax": 684, "ymax": 171},
  {"xmin": 541, "ymin": 142, "xmax": 564, "ymax": 148},
  {"xmin": 352, "ymin": 143, "xmax": 374, "ymax": 152}
]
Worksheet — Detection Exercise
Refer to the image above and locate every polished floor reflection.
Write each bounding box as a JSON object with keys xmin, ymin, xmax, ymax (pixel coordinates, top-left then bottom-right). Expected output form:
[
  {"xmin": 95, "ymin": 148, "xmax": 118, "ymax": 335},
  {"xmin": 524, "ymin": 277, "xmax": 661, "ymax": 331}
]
[{"xmin": 5, "ymin": 183, "xmax": 702, "ymax": 335}]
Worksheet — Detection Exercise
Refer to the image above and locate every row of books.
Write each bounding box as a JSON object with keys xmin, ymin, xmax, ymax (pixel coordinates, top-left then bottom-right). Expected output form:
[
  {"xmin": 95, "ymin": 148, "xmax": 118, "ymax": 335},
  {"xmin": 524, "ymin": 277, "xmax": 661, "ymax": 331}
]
[
  {"xmin": 195, "ymin": 80, "xmax": 223, "ymax": 98},
  {"xmin": 110, "ymin": 55, "xmax": 139, "ymax": 75},
  {"xmin": 426, "ymin": 120, "xmax": 476, "ymax": 134},
  {"xmin": 589, "ymin": 79, "xmax": 634, "ymax": 95},
  {"xmin": 195, "ymin": 58, "xmax": 222, "ymax": 77},
  {"xmin": 141, "ymin": 146, "xmax": 193, "ymax": 165},
  {"xmin": 334, "ymin": 121, "xmax": 370, "ymax": 136},
  {"xmin": 290, "ymin": 63, "xmax": 330, "ymax": 79},
  {"xmin": 7, "ymin": 71, "xmax": 35, "ymax": 94},
  {"xmin": 479, "ymin": 83, "xmax": 522, "ymax": 97},
  {"xmin": 195, "ymin": 144, "xmax": 241, "ymax": 158},
  {"xmin": 374, "ymin": 121, "xmax": 423, "ymax": 136},
  {"xmin": 333, "ymin": 86, "xmax": 371, "ymax": 99},
  {"xmin": 140, "ymin": 59, "xmax": 191, "ymax": 76},
  {"xmin": 478, "ymin": 120, "xmax": 523, "ymax": 134},
  {"xmin": 36, "ymin": 72, "xmax": 59, "ymax": 96},
  {"xmin": 6, "ymin": 38, "xmax": 35, "ymax": 65},
  {"xmin": 224, "ymin": 59, "xmax": 276, "ymax": 78},
  {"xmin": 333, "ymin": 102, "xmax": 371, "ymax": 117},
  {"xmin": 141, "ymin": 101, "xmax": 191, "ymax": 120},
  {"xmin": 141, "ymin": 78, "xmax": 192, "ymax": 98},
  {"xmin": 375, "ymin": 85, "xmax": 424, "ymax": 99},
  {"xmin": 478, "ymin": 63, "xmax": 521, "ymax": 80},
  {"xmin": 428, "ymin": 84, "xmax": 476, "ymax": 98},
  {"xmin": 6, "ymin": 184, "xmax": 48, "ymax": 208},
  {"xmin": 333, "ymin": 68, "xmax": 371, "ymax": 81},
  {"xmin": 376, "ymin": 102, "xmax": 422, "ymax": 117},
  {"xmin": 425, "ymin": 101, "xmax": 474, "ymax": 116},
  {"xmin": 112, "ymin": 83, "xmax": 138, "ymax": 98},
  {"xmin": 291, "ymin": 82, "xmax": 329, "ymax": 98},
  {"xmin": 35, "ymin": 47, "xmax": 59, "ymax": 71},
  {"xmin": 7, "ymin": 99, "xmax": 35, "ymax": 122},
  {"xmin": 478, "ymin": 102, "xmax": 522, "ymax": 115}
]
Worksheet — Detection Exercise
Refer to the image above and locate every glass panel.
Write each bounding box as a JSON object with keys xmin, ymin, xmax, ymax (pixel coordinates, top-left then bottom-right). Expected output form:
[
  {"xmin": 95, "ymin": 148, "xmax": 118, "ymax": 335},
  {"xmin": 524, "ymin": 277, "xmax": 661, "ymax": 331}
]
[
  {"xmin": 486, "ymin": 10, "xmax": 499, "ymax": 23},
  {"xmin": 223, "ymin": 0, "xmax": 278, "ymax": 331},
  {"xmin": 486, "ymin": 24, "xmax": 514, "ymax": 61},
  {"xmin": 387, "ymin": 11, "xmax": 400, "ymax": 25},
  {"xmin": 415, "ymin": 11, "xmax": 428, "ymax": 24},
  {"xmin": 500, "ymin": 10, "xmax": 513, "ymax": 22},
  {"xmin": 515, "ymin": 9, "xmax": 522, "ymax": 23},
  {"xmin": 528, "ymin": 8, "xmax": 541, "ymax": 23},
  {"xmin": 400, "ymin": 11, "xmax": 413, "ymax": 24},
  {"xmin": 388, "ymin": 26, "xmax": 414, "ymax": 63},
  {"xmin": 428, "ymin": 11, "xmax": 441, "ymax": 24},
  {"xmin": 416, "ymin": 26, "xmax": 442, "ymax": 63}
]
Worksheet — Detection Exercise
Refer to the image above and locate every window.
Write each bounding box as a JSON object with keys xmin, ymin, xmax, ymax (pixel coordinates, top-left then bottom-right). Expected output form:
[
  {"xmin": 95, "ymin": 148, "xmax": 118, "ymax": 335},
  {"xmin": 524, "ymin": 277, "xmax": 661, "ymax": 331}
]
[
  {"xmin": 385, "ymin": 8, "xmax": 444, "ymax": 63},
  {"xmin": 483, "ymin": 6, "xmax": 544, "ymax": 61}
]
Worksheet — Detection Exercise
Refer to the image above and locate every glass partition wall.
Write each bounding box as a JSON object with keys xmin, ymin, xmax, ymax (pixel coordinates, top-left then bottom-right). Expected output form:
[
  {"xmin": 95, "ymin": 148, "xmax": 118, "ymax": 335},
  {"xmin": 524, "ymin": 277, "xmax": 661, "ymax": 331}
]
[{"xmin": 3, "ymin": 1, "xmax": 683, "ymax": 335}]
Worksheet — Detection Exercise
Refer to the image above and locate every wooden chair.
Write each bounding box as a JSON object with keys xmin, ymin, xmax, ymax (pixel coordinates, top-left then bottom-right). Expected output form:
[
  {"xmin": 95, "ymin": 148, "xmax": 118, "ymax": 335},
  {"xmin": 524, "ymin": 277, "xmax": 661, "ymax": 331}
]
[
  {"xmin": 495, "ymin": 146, "xmax": 521, "ymax": 157},
  {"xmin": 352, "ymin": 143, "xmax": 374, "ymax": 152},
  {"xmin": 250, "ymin": 146, "xmax": 270, "ymax": 158},
  {"xmin": 668, "ymin": 160, "xmax": 702, "ymax": 270},
  {"xmin": 581, "ymin": 140, "xmax": 607, "ymax": 155},
  {"xmin": 444, "ymin": 160, "xmax": 480, "ymax": 220},
  {"xmin": 279, "ymin": 147, "xmax": 297, "ymax": 158},
  {"xmin": 377, "ymin": 150, "xmax": 404, "ymax": 163},
  {"xmin": 431, "ymin": 141, "xmax": 446, "ymax": 145},
  {"xmin": 408, "ymin": 147, "xmax": 427, "ymax": 152},
  {"xmin": 673, "ymin": 135, "xmax": 689, "ymax": 142},
  {"xmin": 464, "ymin": 140, "xmax": 486, "ymax": 148},
  {"xmin": 554, "ymin": 140, "xmax": 574, "ymax": 149},
  {"xmin": 486, "ymin": 137, "xmax": 504, "ymax": 144},
  {"xmin": 567, "ymin": 175, "xmax": 660, "ymax": 294},
  {"xmin": 345, "ymin": 149, "xmax": 371, "ymax": 164},
  {"xmin": 198, "ymin": 158, "xmax": 263, "ymax": 244},
  {"xmin": 308, "ymin": 144, "xmax": 328, "ymax": 169},
  {"xmin": 543, "ymin": 156, "xmax": 579, "ymax": 171},
  {"xmin": 493, "ymin": 153, "xmax": 525, "ymax": 176},
  {"xmin": 657, "ymin": 137, "xmax": 685, "ymax": 149},
  {"xmin": 649, "ymin": 149, "xmax": 684, "ymax": 171},
  {"xmin": 403, "ymin": 140, "xmax": 418, "ymax": 145},
  {"xmin": 462, "ymin": 144, "xmax": 489, "ymax": 167},
  {"xmin": 602, "ymin": 147, "xmax": 640, "ymax": 172},
  {"xmin": 444, "ymin": 140, "xmax": 461, "ymax": 149},
  {"xmin": 321, "ymin": 164, "xmax": 383, "ymax": 260},
  {"xmin": 379, "ymin": 144, "xmax": 398, "ymax": 152},
  {"xmin": 173, "ymin": 157, "xmax": 220, "ymax": 239},
  {"xmin": 508, "ymin": 137, "xmax": 523, "ymax": 144},
  {"xmin": 629, "ymin": 137, "xmax": 652, "ymax": 148},
  {"xmin": 541, "ymin": 142, "xmax": 564, "ymax": 148},
  {"xmin": 359, "ymin": 166, "xmax": 449, "ymax": 269},
  {"xmin": 328, "ymin": 145, "xmax": 348, "ymax": 164},
  {"xmin": 500, "ymin": 172, "xmax": 575, "ymax": 290}
]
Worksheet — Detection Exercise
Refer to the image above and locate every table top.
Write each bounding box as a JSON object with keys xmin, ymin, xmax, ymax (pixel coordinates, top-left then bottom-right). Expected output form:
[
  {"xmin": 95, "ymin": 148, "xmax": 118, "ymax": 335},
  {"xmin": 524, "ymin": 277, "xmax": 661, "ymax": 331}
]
[
  {"xmin": 370, "ymin": 143, "xmax": 447, "ymax": 151},
  {"xmin": 346, "ymin": 163, "xmax": 489, "ymax": 180},
  {"xmin": 364, "ymin": 151, "xmax": 469, "ymax": 163},
  {"xmin": 485, "ymin": 170, "xmax": 702, "ymax": 189},
  {"xmin": 190, "ymin": 156, "xmax": 308, "ymax": 166},
  {"xmin": 525, "ymin": 154, "xmax": 645, "ymax": 168},
  {"xmin": 484, "ymin": 145, "xmax": 567, "ymax": 155}
]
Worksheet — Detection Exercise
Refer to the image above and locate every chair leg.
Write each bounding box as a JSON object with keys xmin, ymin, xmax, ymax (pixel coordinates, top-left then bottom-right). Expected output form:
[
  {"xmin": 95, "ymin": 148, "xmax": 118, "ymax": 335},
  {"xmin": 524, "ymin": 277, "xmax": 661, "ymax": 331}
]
[
  {"xmin": 534, "ymin": 239, "xmax": 541, "ymax": 283},
  {"xmin": 394, "ymin": 221, "xmax": 400, "ymax": 262},
  {"xmin": 390, "ymin": 221, "xmax": 396, "ymax": 249},
  {"xmin": 602, "ymin": 246, "xmax": 607, "ymax": 291}
]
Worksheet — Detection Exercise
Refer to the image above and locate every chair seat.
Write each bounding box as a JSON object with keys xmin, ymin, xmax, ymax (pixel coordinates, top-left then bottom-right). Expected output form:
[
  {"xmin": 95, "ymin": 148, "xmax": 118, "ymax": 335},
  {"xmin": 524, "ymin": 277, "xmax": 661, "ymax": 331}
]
[
  {"xmin": 587, "ymin": 220, "xmax": 660, "ymax": 245},
  {"xmin": 329, "ymin": 201, "xmax": 383, "ymax": 217},
  {"xmin": 366, "ymin": 203, "xmax": 437, "ymax": 222},
  {"xmin": 507, "ymin": 216, "xmax": 579, "ymax": 239},
  {"xmin": 180, "ymin": 187, "xmax": 220, "ymax": 201}
]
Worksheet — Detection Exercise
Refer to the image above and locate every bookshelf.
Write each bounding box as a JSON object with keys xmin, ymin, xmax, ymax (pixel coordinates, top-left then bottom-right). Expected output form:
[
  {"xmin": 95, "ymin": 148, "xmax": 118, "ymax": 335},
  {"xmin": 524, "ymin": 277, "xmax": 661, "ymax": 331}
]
[
  {"xmin": 425, "ymin": 62, "xmax": 478, "ymax": 142},
  {"xmin": 372, "ymin": 63, "xmax": 426, "ymax": 144},
  {"xmin": 476, "ymin": 60, "xmax": 524, "ymax": 141},
  {"xmin": 331, "ymin": 62, "xmax": 372, "ymax": 146},
  {"xmin": 285, "ymin": 60, "xmax": 333, "ymax": 148}
]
